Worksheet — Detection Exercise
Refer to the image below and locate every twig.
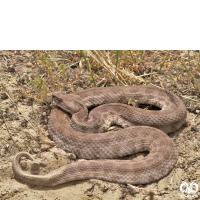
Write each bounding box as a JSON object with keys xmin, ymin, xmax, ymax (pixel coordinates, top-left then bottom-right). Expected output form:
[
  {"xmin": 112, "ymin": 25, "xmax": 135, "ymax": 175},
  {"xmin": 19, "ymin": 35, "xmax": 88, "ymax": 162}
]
[
  {"xmin": 128, "ymin": 184, "xmax": 156, "ymax": 192},
  {"xmin": 0, "ymin": 100, "xmax": 10, "ymax": 105},
  {"xmin": 3, "ymin": 55, "xmax": 8, "ymax": 61},
  {"xmin": 139, "ymin": 72, "xmax": 157, "ymax": 77},
  {"xmin": 0, "ymin": 138, "xmax": 11, "ymax": 153},
  {"xmin": 160, "ymin": 50, "xmax": 170, "ymax": 71},
  {"xmin": 96, "ymin": 78, "xmax": 112, "ymax": 87},
  {"xmin": 192, "ymin": 113, "xmax": 199, "ymax": 122},
  {"xmin": 164, "ymin": 177, "xmax": 173, "ymax": 190},
  {"xmin": 181, "ymin": 95, "xmax": 200, "ymax": 102}
]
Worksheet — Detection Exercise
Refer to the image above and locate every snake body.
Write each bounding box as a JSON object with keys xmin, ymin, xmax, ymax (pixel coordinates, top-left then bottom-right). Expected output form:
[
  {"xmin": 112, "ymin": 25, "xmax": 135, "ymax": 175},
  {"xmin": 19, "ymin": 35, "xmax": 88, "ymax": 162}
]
[{"xmin": 12, "ymin": 86, "xmax": 187, "ymax": 186}]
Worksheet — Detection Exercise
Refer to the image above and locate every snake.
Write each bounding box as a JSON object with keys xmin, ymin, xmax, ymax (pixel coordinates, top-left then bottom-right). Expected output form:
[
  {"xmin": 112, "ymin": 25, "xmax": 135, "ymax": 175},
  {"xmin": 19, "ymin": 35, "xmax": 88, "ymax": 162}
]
[{"xmin": 12, "ymin": 85, "xmax": 187, "ymax": 186}]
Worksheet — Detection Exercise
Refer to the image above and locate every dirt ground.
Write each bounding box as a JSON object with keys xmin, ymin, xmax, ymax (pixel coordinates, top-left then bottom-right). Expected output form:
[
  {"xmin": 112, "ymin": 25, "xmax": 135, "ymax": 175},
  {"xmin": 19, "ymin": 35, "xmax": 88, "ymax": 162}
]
[{"xmin": 0, "ymin": 50, "xmax": 200, "ymax": 200}]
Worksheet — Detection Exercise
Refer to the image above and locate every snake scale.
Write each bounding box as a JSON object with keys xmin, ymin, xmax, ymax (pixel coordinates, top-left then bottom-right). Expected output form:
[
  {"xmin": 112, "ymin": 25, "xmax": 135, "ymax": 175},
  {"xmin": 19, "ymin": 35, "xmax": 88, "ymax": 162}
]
[{"xmin": 12, "ymin": 86, "xmax": 187, "ymax": 186}]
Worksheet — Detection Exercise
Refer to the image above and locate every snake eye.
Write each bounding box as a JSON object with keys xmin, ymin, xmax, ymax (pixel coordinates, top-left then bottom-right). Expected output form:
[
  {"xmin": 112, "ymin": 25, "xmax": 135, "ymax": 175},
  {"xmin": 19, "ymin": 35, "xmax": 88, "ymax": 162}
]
[
  {"xmin": 52, "ymin": 94, "xmax": 63, "ymax": 103},
  {"xmin": 56, "ymin": 97, "xmax": 62, "ymax": 102}
]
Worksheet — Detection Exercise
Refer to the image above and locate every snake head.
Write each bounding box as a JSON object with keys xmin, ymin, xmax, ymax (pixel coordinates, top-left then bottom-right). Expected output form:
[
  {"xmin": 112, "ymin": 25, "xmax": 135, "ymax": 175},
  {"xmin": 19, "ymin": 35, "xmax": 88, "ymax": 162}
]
[
  {"xmin": 52, "ymin": 92, "xmax": 65, "ymax": 104},
  {"xmin": 52, "ymin": 92, "xmax": 87, "ymax": 114}
]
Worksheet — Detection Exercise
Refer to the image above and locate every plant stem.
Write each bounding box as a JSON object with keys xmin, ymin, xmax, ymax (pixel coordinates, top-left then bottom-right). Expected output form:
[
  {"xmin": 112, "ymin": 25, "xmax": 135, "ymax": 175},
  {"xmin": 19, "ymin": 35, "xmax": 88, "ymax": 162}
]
[{"xmin": 80, "ymin": 50, "xmax": 96, "ymax": 87}]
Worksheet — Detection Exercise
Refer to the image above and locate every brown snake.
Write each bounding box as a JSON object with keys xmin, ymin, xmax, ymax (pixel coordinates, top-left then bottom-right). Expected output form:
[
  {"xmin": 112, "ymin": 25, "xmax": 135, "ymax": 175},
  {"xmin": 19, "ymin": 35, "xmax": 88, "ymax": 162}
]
[{"xmin": 12, "ymin": 86, "xmax": 187, "ymax": 186}]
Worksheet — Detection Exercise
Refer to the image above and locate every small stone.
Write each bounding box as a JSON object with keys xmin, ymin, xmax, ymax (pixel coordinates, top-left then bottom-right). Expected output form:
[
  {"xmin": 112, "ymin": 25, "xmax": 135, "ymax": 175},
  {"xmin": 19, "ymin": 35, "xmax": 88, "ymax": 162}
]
[
  {"xmin": 43, "ymin": 125, "xmax": 48, "ymax": 131},
  {"xmin": 26, "ymin": 62, "xmax": 33, "ymax": 68},
  {"xmin": 44, "ymin": 119, "xmax": 48, "ymax": 124},
  {"xmin": 191, "ymin": 126, "xmax": 199, "ymax": 132},
  {"xmin": 67, "ymin": 153, "xmax": 76, "ymax": 160},
  {"xmin": 21, "ymin": 120, "xmax": 28, "ymax": 128},
  {"xmin": 18, "ymin": 56, "xmax": 24, "ymax": 61},
  {"xmin": 27, "ymin": 97, "xmax": 34, "ymax": 106},
  {"xmin": 1, "ymin": 191, "xmax": 7, "ymax": 196},
  {"xmin": 78, "ymin": 159, "xmax": 85, "ymax": 162},
  {"xmin": 43, "ymin": 112, "xmax": 47, "ymax": 116},
  {"xmin": 7, "ymin": 66, "xmax": 15, "ymax": 72},
  {"xmin": 1, "ymin": 93, "xmax": 8, "ymax": 100},
  {"xmin": 45, "ymin": 97, "xmax": 51, "ymax": 104},
  {"xmin": 20, "ymin": 50, "xmax": 25, "ymax": 54},
  {"xmin": 25, "ymin": 52, "xmax": 31, "ymax": 57}
]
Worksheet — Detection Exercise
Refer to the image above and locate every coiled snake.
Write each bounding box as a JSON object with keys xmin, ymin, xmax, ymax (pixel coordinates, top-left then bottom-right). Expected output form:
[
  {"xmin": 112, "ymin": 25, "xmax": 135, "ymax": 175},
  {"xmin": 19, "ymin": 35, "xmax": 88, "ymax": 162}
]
[{"xmin": 12, "ymin": 86, "xmax": 187, "ymax": 186}]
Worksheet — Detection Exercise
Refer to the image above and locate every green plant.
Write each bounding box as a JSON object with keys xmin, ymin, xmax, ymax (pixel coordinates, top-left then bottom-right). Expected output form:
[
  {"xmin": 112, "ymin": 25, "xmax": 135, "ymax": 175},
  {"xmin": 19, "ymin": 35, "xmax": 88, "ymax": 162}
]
[
  {"xmin": 80, "ymin": 50, "xmax": 96, "ymax": 87},
  {"xmin": 30, "ymin": 78, "xmax": 49, "ymax": 101}
]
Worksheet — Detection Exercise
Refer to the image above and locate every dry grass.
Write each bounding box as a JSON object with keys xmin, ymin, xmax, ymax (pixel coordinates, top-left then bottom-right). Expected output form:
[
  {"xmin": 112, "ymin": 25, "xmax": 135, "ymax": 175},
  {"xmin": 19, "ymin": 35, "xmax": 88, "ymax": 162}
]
[{"xmin": 12, "ymin": 50, "xmax": 200, "ymax": 104}]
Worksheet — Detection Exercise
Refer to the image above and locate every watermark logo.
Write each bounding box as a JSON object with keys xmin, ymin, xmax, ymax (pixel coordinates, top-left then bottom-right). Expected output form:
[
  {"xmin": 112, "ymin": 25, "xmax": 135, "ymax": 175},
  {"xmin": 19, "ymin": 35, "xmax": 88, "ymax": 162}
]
[{"xmin": 180, "ymin": 182, "xmax": 198, "ymax": 199}]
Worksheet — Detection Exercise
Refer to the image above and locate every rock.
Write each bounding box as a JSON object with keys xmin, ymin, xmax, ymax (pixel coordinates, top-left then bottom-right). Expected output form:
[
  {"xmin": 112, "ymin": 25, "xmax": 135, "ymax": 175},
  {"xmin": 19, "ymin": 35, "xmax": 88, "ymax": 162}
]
[
  {"xmin": 7, "ymin": 66, "xmax": 15, "ymax": 72},
  {"xmin": 26, "ymin": 62, "xmax": 33, "ymax": 68},
  {"xmin": 25, "ymin": 52, "xmax": 32, "ymax": 57},
  {"xmin": 1, "ymin": 92, "xmax": 8, "ymax": 100}
]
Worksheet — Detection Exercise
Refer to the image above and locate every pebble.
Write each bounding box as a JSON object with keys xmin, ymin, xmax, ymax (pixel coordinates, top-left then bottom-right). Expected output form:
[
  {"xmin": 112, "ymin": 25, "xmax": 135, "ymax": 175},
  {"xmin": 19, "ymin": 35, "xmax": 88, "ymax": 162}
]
[
  {"xmin": 67, "ymin": 153, "xmax": 76, "ymax": 160},
  {"xmin": 1, "ymin": 191, "xmax": 7, "ymax": 196},
  {"xmin": 1, "ymin": 93, "xmax": 8, "ymax": 100},
  {"xmin": 45, "ymin": 97, "xmax": 52, "ymax": 104},
  {"xmin": 18, "ymin": 56, "xmax": 24, "ymax": 61},
  {"xmin": 25, "ymin": 52, "xmax": 31, "ymax": 57},
  {"xmin": 26, "ymin": 62, "xmax": 33, "ymax": 68},
  {"xmin": 43, "ymin": 112, "xmax": 47, "ymax": 116},
  {"xmin": 191, "ymin": 126, "xmax": 199, "ymax": 132},
  {"xmin": 7, "ymin": 66, "xmax": 15, "ymax": 72}
]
